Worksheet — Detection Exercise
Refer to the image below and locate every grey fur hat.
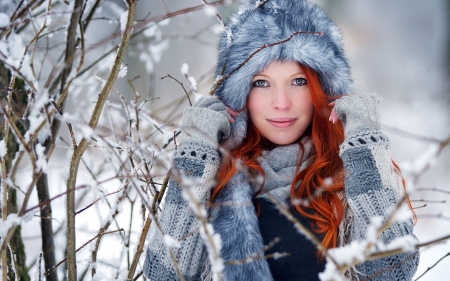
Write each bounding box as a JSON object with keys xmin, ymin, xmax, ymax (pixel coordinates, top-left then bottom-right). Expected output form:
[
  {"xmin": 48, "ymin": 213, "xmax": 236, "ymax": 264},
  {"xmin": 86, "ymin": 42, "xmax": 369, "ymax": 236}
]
[{"xmin": 214, "ymin": 0, "xmax": 353, "ymax": 147}]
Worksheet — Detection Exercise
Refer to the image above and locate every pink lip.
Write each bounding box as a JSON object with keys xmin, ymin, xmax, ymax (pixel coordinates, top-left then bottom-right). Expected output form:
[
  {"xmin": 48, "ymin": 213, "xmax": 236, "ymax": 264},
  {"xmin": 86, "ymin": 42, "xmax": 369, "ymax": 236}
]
[{"xmin": 266, "ymin": 118, "xmax": 297, "ymax": 128}]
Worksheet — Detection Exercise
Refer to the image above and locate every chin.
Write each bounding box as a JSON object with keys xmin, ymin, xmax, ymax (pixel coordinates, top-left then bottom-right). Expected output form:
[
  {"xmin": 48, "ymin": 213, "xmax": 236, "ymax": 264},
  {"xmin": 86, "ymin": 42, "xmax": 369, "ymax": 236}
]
[{"xmin": 266, "ymin": 136, "xmax": 299, "ymax": 146}]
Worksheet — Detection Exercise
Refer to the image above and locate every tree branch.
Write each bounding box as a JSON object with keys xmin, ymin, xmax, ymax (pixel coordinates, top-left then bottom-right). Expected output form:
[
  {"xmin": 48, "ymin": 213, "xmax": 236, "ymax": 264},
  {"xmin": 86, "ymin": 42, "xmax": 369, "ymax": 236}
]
[{"xmin": 64, "ymin": 2, "xmax": 137, "ymax": 280}]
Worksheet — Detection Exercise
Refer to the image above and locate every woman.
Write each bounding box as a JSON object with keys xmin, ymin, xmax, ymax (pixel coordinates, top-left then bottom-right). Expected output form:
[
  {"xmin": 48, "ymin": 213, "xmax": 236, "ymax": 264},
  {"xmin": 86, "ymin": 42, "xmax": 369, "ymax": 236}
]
[{"xmin": 144, "ymin": 1, "xmax": 419, "ymax": 280}]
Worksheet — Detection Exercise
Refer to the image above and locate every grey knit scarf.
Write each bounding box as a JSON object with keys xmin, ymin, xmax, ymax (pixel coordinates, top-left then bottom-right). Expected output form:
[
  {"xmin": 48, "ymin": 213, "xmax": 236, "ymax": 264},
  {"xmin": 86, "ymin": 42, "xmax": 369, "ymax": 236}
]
[{"xmin": 209, "ymin": 140, "xmax": 312, "ymax": 281}]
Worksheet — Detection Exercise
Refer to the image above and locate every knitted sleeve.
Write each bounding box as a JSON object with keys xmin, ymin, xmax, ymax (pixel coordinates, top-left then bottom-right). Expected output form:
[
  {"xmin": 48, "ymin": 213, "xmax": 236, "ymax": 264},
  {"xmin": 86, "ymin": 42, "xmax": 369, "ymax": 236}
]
[
  {"xmin": 144, "ymin": 98, "xmax": 230, "ymax": 281},
  {"xmin": 335, "ymin": 95, "xmax": 419, "ymax": 281}
]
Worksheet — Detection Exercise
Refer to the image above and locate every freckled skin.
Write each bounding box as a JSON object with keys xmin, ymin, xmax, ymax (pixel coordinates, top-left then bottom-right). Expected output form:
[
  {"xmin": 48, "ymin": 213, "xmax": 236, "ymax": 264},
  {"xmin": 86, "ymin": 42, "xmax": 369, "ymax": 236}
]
[{"xmin": 247, "ymin": 61, "xmax": 314, "ymax": 145}]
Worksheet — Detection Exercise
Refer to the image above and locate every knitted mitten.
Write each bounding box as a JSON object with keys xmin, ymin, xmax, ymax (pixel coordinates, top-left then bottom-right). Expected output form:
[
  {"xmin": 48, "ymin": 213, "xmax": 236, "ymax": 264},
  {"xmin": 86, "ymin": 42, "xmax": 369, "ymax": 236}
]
[
  {"xmin": 335, "ymin": 94, "xmax": 419, "ymax": 281},
  {"xmin": 181, "ymin": 95, "xmax": 230, "ymax": 145},
  {"xmin": 334, "ymin": 94, "xmax": 380, "ymax": 135}
]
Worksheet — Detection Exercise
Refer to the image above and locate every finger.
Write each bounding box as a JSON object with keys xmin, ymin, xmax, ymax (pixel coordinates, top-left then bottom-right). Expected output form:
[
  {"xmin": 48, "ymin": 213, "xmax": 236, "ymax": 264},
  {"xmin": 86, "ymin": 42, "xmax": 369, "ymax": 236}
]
[
  {"xmin": 329, "ymin": 108, "xmax": 338, "ymax": 124},
  {"xmin": 225, "ymin": 106, "xmax": 239, "ymax": 117}
]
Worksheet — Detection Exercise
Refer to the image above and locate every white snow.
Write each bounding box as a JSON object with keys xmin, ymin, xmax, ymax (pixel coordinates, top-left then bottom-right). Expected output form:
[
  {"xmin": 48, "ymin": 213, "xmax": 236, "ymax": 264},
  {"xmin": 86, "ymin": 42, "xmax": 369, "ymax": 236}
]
[
  {"xmin": 35, "ymin": 143, "xmax": 47, "ymax": 173},
  {"xmin": 0, "ymin": 13, "xmax": 10, "ymax": 28},
  {"xmin": 149, "ymin": 39, "xmax": 170, "ymax": 63},
  {"xmin": 272, "ymin": 252, "xmax": 286, "ymax": 260},
  {"xmin": 0, "ymin": 213, "xmax": 22, "ymax": 237},
  {"xmin": 224, "ymin": 27, "xmax": 232, "ymax": 45},
  {"xmin": 46, "ymin": 14, "xmax": 52, "ymax": 26},
  {"xmin": 143, "ymin": 23, "xmax": 161, "ymax": 40},
  {"xmin": 0, "ymin": 40, "xmax": 7, "ymax": 57},
  {"xmin": 214, "ymin": 75, "xmax": 223, "ymax": 84},
  {"xmin": 319, "ymin": 260, "xmax": 345, "ymax": 281},
  {"xmin": 26, "ymin": 115, "xmax": 47, "ymax": 143},
  {"xmin": 385, "ymin": 234, "xmax": 417, "ymax": 252},
  {"xmin": 188, "ymin": 76, "xmax": 198, "ymax": 92},
  {"xmin": 9, "ymin": 32, "xmax": 25, "ymax": 61},
  {"xmin": 181, "ymin": 63, "xmax": 189, "ymax": 76},
  {"xmin": 324, "ymin": 177, "xmax": 333, "ymax": 186},
  {"xmin": 0, "ymin": 140, "xmax": 7, "ymax": 158},
  {"xmin": 120, "ymin": 10, "xmax": 128, "ymax": 33},
  {"xmin": 163, "ymin": 234, "xmax": 181, "ymax": 248},
  {"xmin": 118, "ymin": 63, "xmax": 127, "ymax": 78},
  {"xmin": 204, "ymin": 5, "xmax": 217, "ymax": 17},
  {"xmin": 366, "ymin": 216, "xmax": 383, "ymax": 243},
  {"xmin": 392, "ymin": 206, "xmax": 413, "ymax": 222},
  {"xmin": 401, "ymin": 143, "xmax": 439, "ymax": 176},
  {"xmin": 30, "ymin": 88, "xmax": 49, "ymax": 117},
  {"xmin": 199, "ymin": 223, "xmax": 224, "ymax": 281},
  {"xmin": 158, "ymin": 18, "xmax": 170, "ymax": 26},
  {"xmin": 210, "ymin": 24, "xmax": 224, "ymax": 35},
  {"xmin": 22, "ymin": 210, "xmax": 36, "ymax": 223},
  {"xmin": 79, "ymin": 124, "xmax": 94, "ymax": 139}
]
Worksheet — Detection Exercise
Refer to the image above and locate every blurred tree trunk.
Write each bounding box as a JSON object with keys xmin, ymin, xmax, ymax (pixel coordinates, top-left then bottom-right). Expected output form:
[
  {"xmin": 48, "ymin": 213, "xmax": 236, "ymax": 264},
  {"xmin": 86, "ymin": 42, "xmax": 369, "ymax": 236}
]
[
  {"xmin": 36, "ymin": 174, "xmax": 58, "ymax": 281},
  {"xmin": 0, "ymin": 63, "xmax": 30, "ymax": 281}
]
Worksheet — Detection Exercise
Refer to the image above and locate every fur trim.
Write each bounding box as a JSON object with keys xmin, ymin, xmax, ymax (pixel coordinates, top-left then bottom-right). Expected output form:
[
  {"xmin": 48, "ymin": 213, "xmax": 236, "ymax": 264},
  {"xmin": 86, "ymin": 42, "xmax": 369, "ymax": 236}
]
[
  {"xmin": 214, "ymin": 0, "xmax": 353, "ymax": 109},
  {"xmin": 213, "ymin": 0, "xmax": 353, "ymax": 148}
]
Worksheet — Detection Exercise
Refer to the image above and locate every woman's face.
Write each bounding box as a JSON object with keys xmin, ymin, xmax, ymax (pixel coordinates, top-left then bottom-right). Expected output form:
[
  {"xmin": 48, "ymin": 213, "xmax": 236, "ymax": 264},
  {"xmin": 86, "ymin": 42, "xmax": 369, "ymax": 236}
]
[{"xmin": 247, "ymin": 61, "xmax": 314, "ymax": 145}]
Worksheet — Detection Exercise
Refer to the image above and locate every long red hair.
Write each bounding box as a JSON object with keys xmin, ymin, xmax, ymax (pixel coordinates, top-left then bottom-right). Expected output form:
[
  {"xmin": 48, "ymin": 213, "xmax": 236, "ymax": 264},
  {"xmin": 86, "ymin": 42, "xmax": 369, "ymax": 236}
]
[{"xmin": 211, "ymin": 64, "xmax": 414, "ymax": 254}]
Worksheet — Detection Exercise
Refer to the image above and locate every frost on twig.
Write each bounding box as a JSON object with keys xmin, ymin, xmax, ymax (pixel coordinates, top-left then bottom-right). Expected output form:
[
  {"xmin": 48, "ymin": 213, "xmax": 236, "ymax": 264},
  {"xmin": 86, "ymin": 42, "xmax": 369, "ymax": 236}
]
[{"xmin": 34, "ymin": 252, "xmax": 44, "ymax": 281}]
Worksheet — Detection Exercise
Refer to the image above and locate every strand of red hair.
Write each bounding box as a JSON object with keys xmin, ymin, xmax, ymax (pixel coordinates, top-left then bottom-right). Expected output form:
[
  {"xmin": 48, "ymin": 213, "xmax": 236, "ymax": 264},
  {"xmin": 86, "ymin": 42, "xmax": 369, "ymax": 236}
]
[
  {"xmin": 291, "ymin": 66, "xmax": 345, "ymax": 253},
  {"xmin": 211, "ymin": 63, "xmax": 416, "ymax": 258},
  {"xmin": 212, "ymin": 65, "xmax": 345, "ymax": 253}
]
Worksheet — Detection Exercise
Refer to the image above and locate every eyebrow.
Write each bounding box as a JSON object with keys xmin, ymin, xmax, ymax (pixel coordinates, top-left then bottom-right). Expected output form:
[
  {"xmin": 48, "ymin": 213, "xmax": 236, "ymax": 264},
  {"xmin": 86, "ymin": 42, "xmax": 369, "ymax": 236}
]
[{"xmin": 252, "ymin": 71, "xmax": 306, "ymax": 80}]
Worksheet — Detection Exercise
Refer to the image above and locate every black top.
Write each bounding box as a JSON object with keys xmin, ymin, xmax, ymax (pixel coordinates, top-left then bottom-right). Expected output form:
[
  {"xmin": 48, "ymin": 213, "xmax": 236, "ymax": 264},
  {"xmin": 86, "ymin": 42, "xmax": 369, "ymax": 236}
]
[{"xmin": 256, "ymin": 198, "xmax": 324, "ymax": 281}]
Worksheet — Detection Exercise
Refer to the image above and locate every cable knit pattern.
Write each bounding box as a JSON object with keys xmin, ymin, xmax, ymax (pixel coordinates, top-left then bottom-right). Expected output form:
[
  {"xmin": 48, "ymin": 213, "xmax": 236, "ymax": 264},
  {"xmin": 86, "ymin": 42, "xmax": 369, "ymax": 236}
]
[
  {"xmin": 144, "ymin": 98, "xmax": 228, "ymax": 281},
  {"xmin": 144, "ymin": 142, "xmax": 220, "ymax": 281},
  {"xmin": 337, "ymin": 95, "xmax": 419, "ymax": 280}
]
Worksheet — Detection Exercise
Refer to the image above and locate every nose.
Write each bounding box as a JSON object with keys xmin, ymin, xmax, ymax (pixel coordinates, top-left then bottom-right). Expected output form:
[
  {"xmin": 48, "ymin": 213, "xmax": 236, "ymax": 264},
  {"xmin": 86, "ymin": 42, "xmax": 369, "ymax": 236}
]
[{"xmin": 272, "ymin": 87, "xmax": 291, "ymax": 110}]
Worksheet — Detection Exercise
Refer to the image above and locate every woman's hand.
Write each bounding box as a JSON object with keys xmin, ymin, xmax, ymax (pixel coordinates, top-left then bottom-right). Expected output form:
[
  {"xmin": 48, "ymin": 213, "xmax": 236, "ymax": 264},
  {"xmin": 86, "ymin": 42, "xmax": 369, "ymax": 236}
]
[
  {"xmin": 194, "ymin": 96, "xmax": 238, "ymax": 123},
  {"xmin": 182, "ymin": 96, "xmax": 238, "ymax": 144},
  {"xmin": 328, "ymin": 101, "xmax": 338, "ymax": 124},
  {"xmin": 328, "ymin": 94, "xmax": 380, "ymax": 134},
  {"xmin": 225, "ymin": 106, "xmax": 239, "ymax": 123}
]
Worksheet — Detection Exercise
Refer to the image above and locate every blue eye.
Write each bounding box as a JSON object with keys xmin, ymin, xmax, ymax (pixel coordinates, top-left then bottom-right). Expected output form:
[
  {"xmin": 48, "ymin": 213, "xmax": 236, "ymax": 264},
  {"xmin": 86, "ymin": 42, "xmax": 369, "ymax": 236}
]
[
  {"xmin": 293, "ymin": 78, "xmax": 307, "ymax": 86},
  {"xmin": 252, "ymin": 80, "xmax": 268, "ymax": 88}
]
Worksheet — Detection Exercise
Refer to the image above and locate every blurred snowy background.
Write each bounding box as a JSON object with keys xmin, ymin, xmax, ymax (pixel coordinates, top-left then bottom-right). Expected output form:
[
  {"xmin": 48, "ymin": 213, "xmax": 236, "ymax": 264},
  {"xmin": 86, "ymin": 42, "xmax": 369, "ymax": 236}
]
[{"xmin": 0, "ymin": 0, "xmax": 449, "ymax": 280}]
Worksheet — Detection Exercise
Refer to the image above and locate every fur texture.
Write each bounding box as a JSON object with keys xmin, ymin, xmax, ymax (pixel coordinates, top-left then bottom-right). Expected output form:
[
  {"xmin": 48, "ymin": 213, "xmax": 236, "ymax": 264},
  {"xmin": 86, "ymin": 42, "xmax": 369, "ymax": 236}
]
[{"xmin": 214, "ymin": 0, "xmax": 353, "ymax": 146}]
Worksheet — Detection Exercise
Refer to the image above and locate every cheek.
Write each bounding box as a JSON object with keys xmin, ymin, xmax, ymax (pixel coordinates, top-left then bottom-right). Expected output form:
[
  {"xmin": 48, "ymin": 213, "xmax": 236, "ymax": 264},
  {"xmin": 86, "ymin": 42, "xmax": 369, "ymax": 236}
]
[
  {"xmin": 296, "ymin": 95, "xmax": 314, "ymax": 118},
  {"xmin": 247, "ymin": 92, "xmax": 261, "ymax": 119}
]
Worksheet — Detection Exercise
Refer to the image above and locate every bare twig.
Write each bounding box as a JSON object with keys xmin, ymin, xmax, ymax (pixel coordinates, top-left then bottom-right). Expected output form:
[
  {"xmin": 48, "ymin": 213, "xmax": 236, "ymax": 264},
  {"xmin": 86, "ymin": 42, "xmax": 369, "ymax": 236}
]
[
  {"xmin": 255, "ymin": 0, "xmax": 270, "ymax": 10},
  {"xmin": 382, "ymin": 124, "xmax": 443, "ymax": 144},
  {"xmin": 414, "ymin": 252, "xmax": 450, "ymax": 280},
  {"xmin": 44, "ymin": 229, "xmax": 125, "ymax": 276},
  {"xmin": 126, "ymin": 215, "xmax": 152, "ymax": 281},
  {"xmin": 161, "ymin": 74, "xmax": 192, "ymax": 106},
  {"xmin": 415, "ymin": 187, "xmax": 450, "ymax": 194},
  {"xmin": 162, "ymin": 131, "xmax": 181, "ymax": 150},
  {"xmin": 91, "ymin": 181, "xmax": 129, "ymax": 277},
  {"xmin": 411, "ymin": 199, "xmax": 446, "ymax": 203},
  {"xmin": 50, "ymin": 99, "xmax": 77, "ymax": 147},
  {"xmin": 413, "ymin": 204, "xmax": 427, "ymax": 209},
  {"xmin": 264, "ymin": 191, "xmax": 338, "ymax": 266}
]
